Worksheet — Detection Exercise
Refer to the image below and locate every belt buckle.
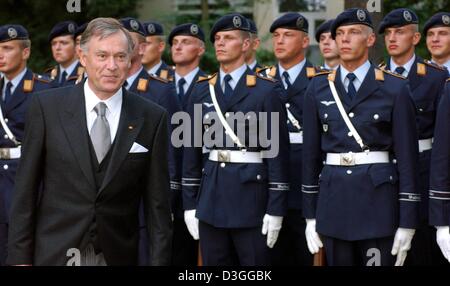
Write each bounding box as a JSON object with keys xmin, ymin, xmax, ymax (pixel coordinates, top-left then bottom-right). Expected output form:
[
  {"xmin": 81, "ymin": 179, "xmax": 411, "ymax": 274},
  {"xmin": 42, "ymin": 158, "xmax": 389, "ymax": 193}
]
[
  {"xmin": 218, "ymin": 150, "xmax": 230, "ymax": 163},
  {"xmin": 340, "ymin": 152, "xmax": 355, "ymax": 166},
  {"xmin": 0, "ymin": 148, "xmax": 10, "ymax": 160}
]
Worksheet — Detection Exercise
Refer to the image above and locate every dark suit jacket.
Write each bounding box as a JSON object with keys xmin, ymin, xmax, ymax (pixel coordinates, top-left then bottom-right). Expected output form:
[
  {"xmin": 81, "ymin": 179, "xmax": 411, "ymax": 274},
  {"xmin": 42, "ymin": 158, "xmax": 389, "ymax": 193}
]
[{"xmin": 6, "ymin": 82, "xmax": 173, "ymax": 266}]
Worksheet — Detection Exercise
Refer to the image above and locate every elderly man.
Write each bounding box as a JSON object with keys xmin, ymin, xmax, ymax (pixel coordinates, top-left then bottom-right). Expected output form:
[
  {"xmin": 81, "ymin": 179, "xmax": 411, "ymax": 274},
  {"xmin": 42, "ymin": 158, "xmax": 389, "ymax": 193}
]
[{"xmin": 6, "ymin": 18, "xmax": 173, "ymax": 266}]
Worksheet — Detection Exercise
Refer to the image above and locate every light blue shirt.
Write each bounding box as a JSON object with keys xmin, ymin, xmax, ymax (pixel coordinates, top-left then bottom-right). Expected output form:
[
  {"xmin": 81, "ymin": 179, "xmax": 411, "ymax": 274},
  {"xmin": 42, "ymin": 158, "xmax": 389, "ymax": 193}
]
[
  {"xmin": 219, "ymin": 63, "xmax": 247, "ymax": 93},
  {"xmin": 2, "ymin": 67, "xmax": 27, "ymax": 100},
  {"xmin": 147, "ymin": 61, "xmax": 162, "ymax": 76},
  {"xmin": 278, "ymin": 58, "xmax": 306, "ymax": 89},
  {"xmin": 60, "ymin": 60, "xmax": 79, "ymax": 82},
  {"xmin": 389, "ymin": 55, "xmax": 416, "ymax": 77},
  {"xmin": 125, "ymin": 66, "xmax": 144, "ymax": 90},
  {"xmin": 175, "ymin": 67, "xmax": 199, "ymax": 94},
  {"xmin": 247, "ymin": 60, "xmax": 258, "ymax": 70},
  {"xmin": 324, "ymin": 63, "xmax": 338, "ymax": 71},
  {"xmin": 340, "ymin": 60, "xmax": 371, "ymax": 93}
]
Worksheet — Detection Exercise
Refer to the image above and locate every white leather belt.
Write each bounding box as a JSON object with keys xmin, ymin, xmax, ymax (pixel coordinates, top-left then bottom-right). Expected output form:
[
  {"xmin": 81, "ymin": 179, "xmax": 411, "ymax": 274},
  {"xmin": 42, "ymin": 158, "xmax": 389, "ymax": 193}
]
[
  {"xmin": 209, "ymin": 150, "xmax": 263, "ymax": 163},
  {"xmin": 326, "ymin": 151, "xmax": 389, "ymax": 166},
  {"xmin": 0, "ymin": 146, "xmax": 21, "ymax": 160},
  {"xmin": 418, "ymin": 138, "xmax": 433, "ymax": 153},
  {"xmin": 289, "ymin": 132, "xmax": 303, "ymax": 144}
]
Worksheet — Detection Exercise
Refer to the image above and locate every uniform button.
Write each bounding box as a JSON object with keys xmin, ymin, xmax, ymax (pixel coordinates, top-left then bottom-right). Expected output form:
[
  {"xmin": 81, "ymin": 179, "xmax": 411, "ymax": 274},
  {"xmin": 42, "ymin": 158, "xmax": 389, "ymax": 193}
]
[
  {"xmin": 205, "ymin": 128, "xmax": 210, "ymax": 132},
  {"xmin": 247, "ymin": 115, "xmax": 251, "ymax": 120},
  {"xmin": 225, "ymin": 113, "xmax": 230, "ymax": 118},
  {"xmin": 392, "ymin": 159, "xmax": 397, "ymax": 164},
  {"xmin": 257, "ymin": 175, "xmax": 262, "ymax": 180},
  {"xmin": 347, "ymin": 132, "xmax": 353, "ymax": 137},
  {"xmin": 373, "ymin": 114, "xmax": 379, "ymax": 120},
  {"xmin": 202, "ymin": 168, "xmax": 205, "ymax": 173},
  {"xmin": 349, "ymin": 112, "xmax": 354, "ymax": 118},
  {"xmin": 418, "ymin": 108, "xmax": 423, "ymax": 112},
  {"xmin": 220, "ymin": 163, "xmax": 226, "ymax": 168},
  {"xmin": 204, "ymin": 114, "xmax": 209, "ymax": 120},
  {"xmin": 287, "ymin": 120, "xmax": 290, "ymax": 124},
  {"xmin": 3, "ymin": 134, "xmax": 8, "ymax": 139},
  {"xmin": 3, "ymin": 164, "xmax": 8, "ymax": 170},
  {"xmin": 285, "ymin": 103, "xmax": 290, "ymax": 108},
  {"xmin": 389, "ymin": 176, "xmax": 393, "ymax": 181},
  {"xmin": 4, "ymin": 118, "xmax": 8, "ymax": 123},
  {"xmin": 346, "ymin": 170, "xmax": 352, "ymax": 175},
  {"xmin": 324, "ymin": 113, "xmax": 328, "ymax": 119}
]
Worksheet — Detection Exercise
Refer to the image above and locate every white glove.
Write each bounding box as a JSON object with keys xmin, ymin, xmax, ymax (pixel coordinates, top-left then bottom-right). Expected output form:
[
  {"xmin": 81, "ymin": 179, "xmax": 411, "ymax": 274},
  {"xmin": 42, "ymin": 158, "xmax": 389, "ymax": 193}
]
[
  {"xmin": 305, "ymin": 219, "xmax": 323, "ymax": 254},
  {"xmin": 184, "ymin": 210, "xmax": 199, "ymax": 240},
  {"xmin": 391, "ymin": 228, "xmax": 415, "ymax": 266},
  {"xmin": 261, "ymin": 214, "xmax": 283, "ymax": 248},
  {"xmin": 436, "ymin": 226, "xmax": 450, "ymax": 263}
]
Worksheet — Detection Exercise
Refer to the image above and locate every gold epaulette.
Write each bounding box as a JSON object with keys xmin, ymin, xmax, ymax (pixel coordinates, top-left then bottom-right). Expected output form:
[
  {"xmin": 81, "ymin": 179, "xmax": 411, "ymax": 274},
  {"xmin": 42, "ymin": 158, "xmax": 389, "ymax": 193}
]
[
  {"xmin": 159, "ymin": 69, "xmax": 169, "ymax": 80},
  {"xmin": 137, "ymin": 78, "xmax": 149, "ymax": 92},
  {"xmin": 246, "ymin": 75, "xmax": 256, "ymax": 87},
  {"xmin": 149, "ymin": 73, "xmax": 169, "ymax": 83},
  {"xmin": 381, "ymin": 68, "xmax": 407, "ymax": 80},
  {"xmin": 307, "ymin": 66, "xmax": 331, "ymax": 78},
  {"xmin": 77, "ymin": 66, "xmax": 85, "ymax": 76},
  {"xmin": 255, "ymin": 66, "xmax": 270, "ymax": 74},
  {"xmin": 267, "ymin": 66, "xmax": 277, "ymax": 78}
]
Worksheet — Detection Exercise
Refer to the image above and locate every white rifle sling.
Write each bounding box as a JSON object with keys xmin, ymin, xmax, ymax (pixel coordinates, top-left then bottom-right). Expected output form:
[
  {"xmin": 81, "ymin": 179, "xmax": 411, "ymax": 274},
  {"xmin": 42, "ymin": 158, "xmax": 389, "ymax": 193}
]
[
  {"xmin": 0, "ymin": 105, "xmax": 20, "ymax": 146},
  {"xmin": 328, "ymin": 80, "xmax": 367, "ymax": 150},
  {"xmin": 208, "ymin": 83, "xmax": 244, "ymax": 148}
]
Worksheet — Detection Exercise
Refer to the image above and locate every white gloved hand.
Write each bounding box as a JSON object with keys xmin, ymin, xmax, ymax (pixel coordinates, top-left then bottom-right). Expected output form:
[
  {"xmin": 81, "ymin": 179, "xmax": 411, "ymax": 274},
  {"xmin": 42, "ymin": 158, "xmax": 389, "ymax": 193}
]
[
  {"xmin": 436, "ymin": 226, "xmax": 450, "ymax": 263},
  {"xmin": 305, "ymin": 219, "xmax": 323, "ymax": 254},
  {"xmin": 184, "ymin": 209, "xmax": 199, "ymax": 240},
  {"xmin": 391, "ymin": 228, "xmax": 415, "ymax": 266},
  {"xmin": 261, "ymin": 214, "xmax": 283, "ymax": 248}
]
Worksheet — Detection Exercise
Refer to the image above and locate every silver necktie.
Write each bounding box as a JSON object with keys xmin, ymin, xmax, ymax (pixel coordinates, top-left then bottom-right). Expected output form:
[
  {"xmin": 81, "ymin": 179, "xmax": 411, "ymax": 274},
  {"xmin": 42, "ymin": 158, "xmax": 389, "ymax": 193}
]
[{"xmin": 90, "ymin": 102, "xmax": 111, "ymax": 163}]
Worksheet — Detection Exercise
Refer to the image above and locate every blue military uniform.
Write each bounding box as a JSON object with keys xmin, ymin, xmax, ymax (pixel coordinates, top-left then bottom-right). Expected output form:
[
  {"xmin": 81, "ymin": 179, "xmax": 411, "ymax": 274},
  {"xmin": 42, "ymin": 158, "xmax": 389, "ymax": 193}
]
[
  {"xmin": 429, "ymin": 79, "xmax": 450, "ymax": 226},
  {"xmin": 302, "ymin": 8, "xmax": 420, "ymax": 266},
  {"xmin": 379, "ymin": 8, "xmax": 449, "ymax": 265},
  {"xmin": 424, "ymin": 12, "xmax": 450, "ymax": 75}
]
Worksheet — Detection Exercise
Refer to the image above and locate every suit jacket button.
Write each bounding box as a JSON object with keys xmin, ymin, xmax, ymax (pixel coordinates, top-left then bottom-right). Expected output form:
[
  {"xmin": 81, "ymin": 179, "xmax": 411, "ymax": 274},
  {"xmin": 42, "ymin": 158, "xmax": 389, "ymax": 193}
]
[
  {"xmin": 220, "ymin": 163, "xmax": 226, "ymax": 168},
  {"xmin": 3, "ymin": 164, "xmax": 8, "ymax": 170}
]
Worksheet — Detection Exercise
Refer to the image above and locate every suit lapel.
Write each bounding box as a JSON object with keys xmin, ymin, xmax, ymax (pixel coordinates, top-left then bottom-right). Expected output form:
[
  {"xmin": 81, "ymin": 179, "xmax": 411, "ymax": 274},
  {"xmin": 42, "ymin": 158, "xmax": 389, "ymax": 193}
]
[
  {"xmin": 349, "ymin": 66, "xmax": 379, "ymax": 110},
  {"xmin": 224, "ymin": 68, "xmax": 250, "ymax": 111},
  {"xmin": 407, "ymin": 57, "xmax": 421, "ymax": 91},
  {"xmin": 98, "ymin": 90, "xmax": 144, "ymax": 196},
  {"xmin": 59, "ymin": 83, "xmax": 96, "ymax": 189}
]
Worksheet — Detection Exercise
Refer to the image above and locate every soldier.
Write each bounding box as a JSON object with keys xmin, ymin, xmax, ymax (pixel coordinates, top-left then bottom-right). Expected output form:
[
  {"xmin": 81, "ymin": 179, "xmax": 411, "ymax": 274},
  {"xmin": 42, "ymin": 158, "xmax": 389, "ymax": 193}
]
[
  {"xmin": 379, "ymin": 8, "xmax": 448, "ymax": 265},
  {"xmin": 142, "ymin": 21, "xmax": 174, "ymax": 79},
  {"xmin": 302, "ymin": 8, "xmax": 420, "ymax": 266},
  {"xmin": 182, "ymin": 13, "xmax": 290, "ymax": 265},
  {"xmin": 45, "ymin": 21, "xmax": 84, "ymax": 87},
  {"xmin": 429, "ymin": 79, "xmax": 450, "ymax": 264},
  {"xmin": 75, "ymin": 22, "xmax": 88, "ymax": 56},
  {"xmin": 0, "ymin": 24, "xmax": 52, "ymax": 265},
  {"xmin": 118, "ymin": 17, "xmax": 181, "ymax": 266},
  {"xmin": 316, "ymin": 19, "xmax": 340, "ymax": 70},
  {"xmin": 245, "ymin": 19, "xmax": 261, "ymax": 72},
  {"xmin": 424, "ymin": 12, "xmax": 450, "ymax": 75},
  {"xmin": 168, "ymin": 23, "xmax": 207, "ymax": 266},
  {"xmin": 265, "ymin": 12, "xmax": 313, "ymax": 266}
]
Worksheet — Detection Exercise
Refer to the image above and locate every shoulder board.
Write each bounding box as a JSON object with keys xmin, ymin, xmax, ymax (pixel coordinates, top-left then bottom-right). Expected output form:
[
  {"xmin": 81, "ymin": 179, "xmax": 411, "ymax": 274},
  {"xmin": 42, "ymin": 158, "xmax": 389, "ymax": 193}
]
[
  {"xmin": 306, "ymin": 67, "xmax": 316, "ymax": 78},
  {"xmin": 33, "ymin": 74, "xmax": 51, "ymax": 84},
  {"xmin": 255, "ymin": 66, "xmax": 269, "ymax": 73},
  {"xmin": 67, "ymin": 75, "xmax": 78, "ymax": 81},
  {"xmin": 267, "ymin": 66, "xmax": 277, "ymax": 78},
  {"xmin": 75, "ymin": 73, "xmax": 84, "ymax": 84},
  {"xmin": 313, "ymin": 70, "xmax": 332, "ymax": 78},
  {"xmin": 77, "ymin": 66, "xmax": 85, "ymax": 76},
  {"xmin": 417, "ymin": 63, "xmax": 427, "ymax": 76},
  {"xmin": 375, "ymin": 68, "xmax": 384, "ymax": 81},
  {"xmin": 197, "ymin": 75, "xmax": 209, "ymax": 82},
  {"xmin": 208, "ymin": 73, "xmax": 218, "ymax": 85},
  {"xmin": 23, "ymin": 79, "xmax": 34, "ymax": 92},
  {"xmin": 149, "ymin": 74, "xmax": 169, "ymax": 83},
  {"xmin": 137, "ymin": 78, "xmax": 149, "ymax": 92},
  {"xmin": 246, "ymin": 75, "xmax": 256, "ymax": 87},
  {"xmin": 424, "ymin": 59, "xmax": 446, "ymax": 71},
  {"xmin": 381, "ymin": 68, "xmax": 407, "ymax": 80},
  {"xmin": 256, "ymin": 73, "xmax": 276, "ymax": 82},
  {"xmin": 159, "ymin": 69, "xmax": 169, "ymax": 80}
]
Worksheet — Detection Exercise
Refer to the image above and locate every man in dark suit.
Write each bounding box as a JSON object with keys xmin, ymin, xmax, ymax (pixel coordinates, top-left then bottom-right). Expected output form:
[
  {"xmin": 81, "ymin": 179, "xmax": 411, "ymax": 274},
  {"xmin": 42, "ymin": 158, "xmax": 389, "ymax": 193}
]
[{"xmin": 6, "ymin": 17, "xmax": 173, "ymax": 266}]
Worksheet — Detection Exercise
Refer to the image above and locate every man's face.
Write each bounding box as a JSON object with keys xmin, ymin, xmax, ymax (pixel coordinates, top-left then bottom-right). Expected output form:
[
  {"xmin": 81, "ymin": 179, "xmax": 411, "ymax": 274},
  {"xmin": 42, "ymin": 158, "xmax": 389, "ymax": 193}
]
[
  {"xmin": 426, "ymin": 26, "xmax": 450, "ymax": 60},
  {"xmin": 384, "ymin": 25, "xmax": 420, "ymax": 57},
  {"xmin": 0, "ymin": 40, "xmax": 29, "ymax": 76},
  {"xmin": 142, "ymin": 35, "xmax": 164, "ymax": 65},
  {"xmin": 319, "ymin": 32, "xmax": 339, "ymax": 60},
  {"xmin": 171, "ymin": 35, "xmax": 204, "ymax": 66},
  {"xmin": 79, "ymin": 32, "xmax": 131, "ymax": 97},
  {"xmin": 272, "ymin": 28, "xmax": 309, "ymax": 63},
  {"xmin": 51, "ymin": 35, "xmax": 76, "ymax": 65},
  {"xmin": 245, "ymin": 34, "xmax": 260, "ymax": 62},
  {"xmin": 335, "ymin": 24, "xmax": 375, "ymax": 62},
  {"xmin": 128, "ymin": 32, "xmax": 146, "ymax": 64},
  {"xmin": 214, "ymin": 30, "xmax": 249, "ymax": 65}
]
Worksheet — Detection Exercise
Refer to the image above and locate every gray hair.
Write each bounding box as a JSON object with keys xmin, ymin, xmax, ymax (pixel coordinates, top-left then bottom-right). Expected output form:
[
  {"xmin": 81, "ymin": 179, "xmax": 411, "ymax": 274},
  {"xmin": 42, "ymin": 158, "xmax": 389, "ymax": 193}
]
[{"xmin": 80, "ymin": 17, "xmax": 135, "ymax": 54}]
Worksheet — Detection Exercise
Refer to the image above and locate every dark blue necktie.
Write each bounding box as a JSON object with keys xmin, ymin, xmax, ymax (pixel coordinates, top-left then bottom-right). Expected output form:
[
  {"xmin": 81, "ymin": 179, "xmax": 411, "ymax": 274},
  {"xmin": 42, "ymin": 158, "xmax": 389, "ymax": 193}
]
[
  {"xmin": 178, "ymin": 78, "xmax": 186, "ymax": 101},
  {"xmin": 60, "ymin": 71, "xmax": 67, "ymax": 85},
  {"xmin": 395, "ymin": 66, "xmax": 405, "ymax": 76},
  {"xmin": 4, "ymin": 82, "xmax": 12, "ymax": 104},
  {"xmin": 223, "ymin": 74, "xmax": 233, "ymax": 98},
  {"xmin": 282, "ymin": 71, "xmax": 291, "ymax": 89},
  {"xmin": 346, "ymin": 73, "xmax": 357, "ymax": 101}
]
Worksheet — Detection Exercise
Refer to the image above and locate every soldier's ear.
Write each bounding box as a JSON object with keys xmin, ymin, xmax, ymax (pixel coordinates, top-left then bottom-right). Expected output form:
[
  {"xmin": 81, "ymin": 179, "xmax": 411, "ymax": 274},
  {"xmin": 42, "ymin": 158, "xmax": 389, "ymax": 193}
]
[
  {"xmin": 22, "ymin": 46, "xmax": 31, "ymax": 61},
  {"xmin": 413, "ymin": 32, "xmax": 421, "ymax": 46}
]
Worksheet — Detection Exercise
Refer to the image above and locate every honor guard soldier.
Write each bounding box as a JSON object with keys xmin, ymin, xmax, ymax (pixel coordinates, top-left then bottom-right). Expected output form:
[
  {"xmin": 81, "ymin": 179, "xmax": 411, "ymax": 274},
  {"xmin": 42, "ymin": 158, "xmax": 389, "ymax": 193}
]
[
  {"xmin": 379, "ymin": 8, "xmax": 448, "ymax": 265},
  {"xmin": 119, "ymin": 17, "xmax": 181, "ymax": 266},
  {"xmin": 316, "ymin": 19, "xmax": 340, "ymax": 70},
  {"xmin": 0, "ymin": 24, "xmax": 52, "ymax": 265},
  {"xmin": 75, "ymin": 23, "xmax": 88, "ymax": 83},
  {"xmin": 424, "ymin": 12, "xmax": 450, "ymax": 75},
  {"xmin": 142, "ymin": 21, "xmax": 174, "ymax": 79},
  {"xmin": 302, "ymin": 8, "xmax": 420, "ymax": 266},
  {"xmin": 45, "ymin": 21, "xmax": 84, "ymax": 87},
  {"xmin": 168, "ymin": 23, "xmax": 207, "ymax": 266},
  {"xmin": 182, "ymin": 13, "xmax": 290, "ymax": 265},
  {"xmin": 266, "ymin": 12, "xmax": 313, "ymax": 266},
  {"xmin": 245, "ymin": 19, "xmax": 262, "ymax": 72},
  {"xmin": 429, "ymin": 79, "xmax": 450, "ymax": 264}
]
